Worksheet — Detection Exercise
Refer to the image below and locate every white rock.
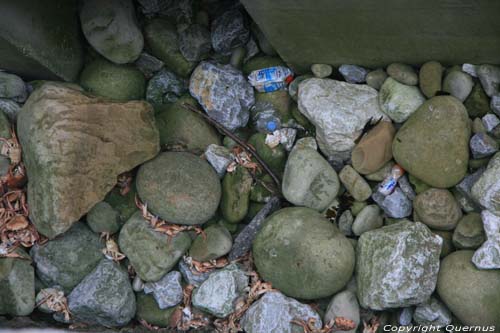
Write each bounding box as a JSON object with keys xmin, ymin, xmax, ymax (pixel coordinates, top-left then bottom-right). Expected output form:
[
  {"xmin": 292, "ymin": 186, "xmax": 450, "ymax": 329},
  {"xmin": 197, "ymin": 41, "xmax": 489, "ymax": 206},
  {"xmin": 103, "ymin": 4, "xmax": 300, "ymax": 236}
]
[
  {"xmin": 472, "ymin": 210, "xmax": 500, "ymax": 269},
  {"xmin": 298, "ymin": 78, "xmax": 386, "ymax": 156},
  {"xmin": 379, "ymin": 77, "xmax": 425, "ymax": 123}
]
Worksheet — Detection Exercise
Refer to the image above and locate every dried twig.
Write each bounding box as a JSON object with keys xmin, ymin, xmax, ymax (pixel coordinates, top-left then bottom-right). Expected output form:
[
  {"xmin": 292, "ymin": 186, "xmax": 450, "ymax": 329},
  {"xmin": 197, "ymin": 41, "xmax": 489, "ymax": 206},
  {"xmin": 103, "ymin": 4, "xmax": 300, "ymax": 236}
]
[{"xmin": 182, "ymin": 103, "xmax": 281, "ymax": 190}]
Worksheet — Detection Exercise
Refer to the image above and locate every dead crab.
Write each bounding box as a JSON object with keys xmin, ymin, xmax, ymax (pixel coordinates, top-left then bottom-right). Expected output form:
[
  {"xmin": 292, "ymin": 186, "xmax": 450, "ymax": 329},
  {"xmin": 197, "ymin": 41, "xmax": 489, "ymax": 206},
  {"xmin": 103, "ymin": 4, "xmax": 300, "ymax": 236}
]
[
  {"xmin": 0, "ymin": 128, "xmax": 22, "ymax": 165},
  {"xmin": 0, "ymin": 163, "xmax": 27, "ymax": 189},
  {"xmin": 102, "ymin": 237, "xmax": 126, "ymax": 262},
  {"xmin": 363, "ymin": 316, "xmax": 380, "ymax": 333},
  {"xmin": 36, "ymin": 288, "xmax": 71, "ymax": 322},
  {"xmin": 135, "ymin": 196, "xmax": 205, "ymax": 240},
  {"xmin": 0, "ymin": 215, "xmax": 42, "ymax": 248},
  {"xmin": 0, "ymin": 241, "xmax": 28, "ymax": 259},
  {"xmin": 227, "ymin": 146, "xmax": 261, "ymax": 174},
  {"xmin": 169, "ymin": 284, "xmax": 211, "ymax": 331},
  {"xmin": 291, "ymin": 317, "xmax": 357, "ymax": 333},
  {"xmin": 116, "ymin": 172, "xmax": 133, "ymax": 196},
  {"xmin": 184, "ymin": 256, "xmax": 229, "ymax": 274}
]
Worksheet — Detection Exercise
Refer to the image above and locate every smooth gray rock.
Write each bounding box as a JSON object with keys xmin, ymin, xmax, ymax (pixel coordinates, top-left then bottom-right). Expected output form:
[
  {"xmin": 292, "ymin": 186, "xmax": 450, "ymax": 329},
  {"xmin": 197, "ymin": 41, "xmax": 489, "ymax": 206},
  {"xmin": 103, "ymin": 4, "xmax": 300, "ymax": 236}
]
[
  {"xmin": 205, "ymin": 144, "xmax": 233, "ymax": 177},
  {"xmin": 0, "ymin": 252, "xmax": 35, "ymax": 316},
  {"xmin": 86, "ymin": 201, "xmax": 121, "ymax": 235},
  {"xmin": 67, "ymin": 259, "xmax": 136, "ymax": 327},
  {"xmin": 356, "ymin": 221, "xmax": 442, "ymax": 310},
  {"xmin": 372, "ymin": 187, "xmax": 412, "ymax": 218},
  {"xmin": 283, "ymin": 146, "xmax": 340, "ymax": 211},
  {"xmin": 456, "ymin": 167, "xmax": 485, "ymax": 204},
  {"xmin": 379, "ymin": 77, "xmax": 425, "ymax": 123},
  {"xmin": 352, "ymin": 205, "xmax": 383, "ymax": 236},
  {"xmin": 366, "ymin": 69, "xmax": 388, "ymax": 90},
  {"xmin": 482, "ymin": 113, "xmax": 500, "ymax": 132},
  {"xmin": 241, "ymin": 291, "xmax": 322, "ymax": 333},
  {"xmin": 178, "ymin": 258, "xmax": 210, "ymax": 287},
  {"xmin": 452, "ymin": 212, "xmax": 486, "ymax": 250},
  {"xmin": 398, "ymin": 307, "xmax": 414, "ymax": 326},
  {"xmin": 146, "ymin": 68, "xmax": 187, "ymax": 106},
  {"xmin": 0, "ymin": 98, "xmax": 21, "ymax": 122},
  {"xmin": 470, "ymin": 133, "xmax": 498, "ymax": 159},
  {"xmin": 339, "ymin": 165, "xmax": 372, "ymax": 202},
  {"xmin": 339, "ymin": 64, "xmax": 368, "ymax": 83},
  {"xmin": 443, "ymin": 70, "xmax": 473, "ymax": 102},
  {"xmin": 311, "ymin": 64, "xmax": 333, "ymax": 78},
  {"xmin": 472, "ymin": 210, "xmax": 500, "ymax": 269},
  {"xmin": 134, "ymin": 52, "xmax": 164, "ymax": 78},
  {"xmin": 179, "ymin": 24, "xmax": 212, "ymax": 62},
  {"xmin": 477, "ymin": 64, "xmax": 500, "ymax": 97},
  {"xmin": 211, "ymin": 8, "xmax": 250, "ymax": 55},
  {"xmin": 190, "ymin": 61, "xmax": 253, "ymax": 131},
  {"xmin": 386, "ymin": 63, "xmax": 418, "ymax": 85},
  {"xmin": 472, "ymin": 153, "xmax": 500, "ymax": 215},
  {"xmin": 298, "ymin": 78, "xmax": 386, "ymax": 156},
  {"xmin": 119, "ymin": 212, "xmax": 192, "ymax": 282},
  {"xmin": 192, "ymin": 264, "xmax": 248, "ymax": 318},
  {"xmin": 338, "ymin": 210, "xmax": 354, "ymax": 236},
  {"xmin": 143, "ymin": 271, "xmax": 183, "ymax": 309},
  {"xmin": 80, "ymin": 0, "xmax": 143, "ymax": 64},
  {"xmin": 324, "ymin": 290, "xmax": 360, "ymax": 333},
  {"xmin": 0, "ymin": 72, "xmax": 26, "ymax": 102},
  {"xmin": 136, "ymin": 152, "xmax": 221, "ymax": 225},
  {"xmin": 398, "ymin": 175, "xmax": 416, "ymax": 201},
  {"xmin": 462, "ymin": 64, "xmax": 479, "ymax": 77},
  {"xmin": 413, "ymin": 188, "xmax": 462, "ymax": 231},
  {"xmin": 413, "ymin": 297, "xmax": 452, "ymax": 326},
  {"xmin": 30, "ymin": 222, "xmax": 103, "ymax": 293}
]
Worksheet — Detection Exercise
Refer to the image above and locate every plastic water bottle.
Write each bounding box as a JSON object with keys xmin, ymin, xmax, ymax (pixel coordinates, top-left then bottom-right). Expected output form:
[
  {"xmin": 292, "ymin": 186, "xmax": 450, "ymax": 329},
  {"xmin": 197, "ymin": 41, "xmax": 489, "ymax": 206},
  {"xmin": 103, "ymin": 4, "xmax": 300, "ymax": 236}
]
[
  {"xmin": 378, "ymin": 164, "xmax": 405, "ymax": 196},
  {"xmin": 248, "ymin": 66, "xmax": 294, "ymax": 93},
  {"xmin": 251, "ymin": 102, "xmax": 281, "ymax": 133}
]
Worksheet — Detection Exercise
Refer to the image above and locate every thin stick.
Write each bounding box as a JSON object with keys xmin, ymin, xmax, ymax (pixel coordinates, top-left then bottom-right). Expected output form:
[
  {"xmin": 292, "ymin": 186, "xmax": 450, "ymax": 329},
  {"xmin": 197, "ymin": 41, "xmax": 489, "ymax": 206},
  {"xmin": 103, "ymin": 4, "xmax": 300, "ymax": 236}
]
[{"xmin": 182, "ymin": 103, "xmax": 282, "ymax": 190}]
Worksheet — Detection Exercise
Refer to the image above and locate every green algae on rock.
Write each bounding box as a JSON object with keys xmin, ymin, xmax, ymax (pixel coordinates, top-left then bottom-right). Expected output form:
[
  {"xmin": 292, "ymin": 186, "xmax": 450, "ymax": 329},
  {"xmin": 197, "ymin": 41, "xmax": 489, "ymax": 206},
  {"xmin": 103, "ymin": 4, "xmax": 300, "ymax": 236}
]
[
  {"xmin": 392, "ymin": 96, "xmax": 470, "ymax": 188},
  {"xmin": 253, "ymin": 207, "xmax": 355, "ymax": 300},
  {"xmin": 221, "ymin": 166, "xmax": 253, "ymax": 224}
]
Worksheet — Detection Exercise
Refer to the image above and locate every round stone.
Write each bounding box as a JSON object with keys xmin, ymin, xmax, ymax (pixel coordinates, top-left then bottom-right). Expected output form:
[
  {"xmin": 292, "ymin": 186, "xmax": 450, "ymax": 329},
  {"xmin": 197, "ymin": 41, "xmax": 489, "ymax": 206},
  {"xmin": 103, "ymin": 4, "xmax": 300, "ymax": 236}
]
[
  {"xmin": 189, "ymin": 225, "xmax": 232, "ymax": 262},
  {"xmin": 253, "ymin": 207, "xmax": 355, "ymax": 299},
  {"xmin": 392, "ymin": 96, "xmax": 471, "ymax": 188},
  {"xmin": 437, "ymin": 250, "xmax": 500, "ymax": 326},
  {"xmin": 413, "ymin": 188, "xmax": 462, "ymax": 230},
  {"xmin": 86, "ymin": 201, "xmax": 121, "ymax": 234},
  {"xmin": 452, "ymin": 212, "xmax": 485, "ymax": 250},
  {"xmin": 386, "ymin": 63, "xmax": 418, "ymax": 85},
  {"xmin": 379, "ymin": 77, "xmax": 425, "ymax": 123},
  {"xmin": 136, "ymin": 152, "xmax": 221, "ymax": 225},
  {"xmin": 366, "ymin": 69, "xmax": 388, "ymax": 90},
  {"xmin": 419, "ymin": 61, "xmax": 443, "ymax": 98},
  {"xmin": 79, "ymin": 58, "xmax": 146, "ymax": 101},
  {"xmin": 443, "ymin": 70, "xmax": 473, "ymax": 102},
  {"xmin": 311, "ymin": 64, "xmax": 333, "ymax": 78}
]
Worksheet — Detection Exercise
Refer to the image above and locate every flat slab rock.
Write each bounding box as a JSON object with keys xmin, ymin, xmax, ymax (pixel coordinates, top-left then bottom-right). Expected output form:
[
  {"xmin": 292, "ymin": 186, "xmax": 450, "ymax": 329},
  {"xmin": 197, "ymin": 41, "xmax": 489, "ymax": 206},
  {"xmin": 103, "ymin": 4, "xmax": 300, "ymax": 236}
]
[
  {"xmin": 17, "ymin": 83, "xmax": 159, "ymax": 238},
  {"xmin": 356, "ymin": 221, "xmax": 442, "ymax": 310}
]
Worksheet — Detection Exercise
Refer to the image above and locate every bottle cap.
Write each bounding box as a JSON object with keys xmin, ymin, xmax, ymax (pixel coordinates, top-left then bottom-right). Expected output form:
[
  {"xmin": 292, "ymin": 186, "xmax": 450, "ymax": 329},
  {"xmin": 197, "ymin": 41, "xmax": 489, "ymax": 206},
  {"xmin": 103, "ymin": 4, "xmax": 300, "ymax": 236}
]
[{"xmin": 266, "ymin": 121, "xmax": 277, "ymax": 132}]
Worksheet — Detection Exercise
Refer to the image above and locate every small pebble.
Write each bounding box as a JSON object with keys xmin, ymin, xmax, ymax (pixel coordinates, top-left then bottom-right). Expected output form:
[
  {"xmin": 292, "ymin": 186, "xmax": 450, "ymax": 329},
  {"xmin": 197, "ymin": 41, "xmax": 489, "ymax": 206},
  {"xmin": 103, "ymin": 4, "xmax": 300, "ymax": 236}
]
[
  {"xmin": 472, "ymin": 210, "xmax": 500, "ymax": 269},
  {"xmin": 365, "ymin": 69, "xmax": 387, "ymax": 90},
  {"xmin": 386, "ymin": 63, "xmax": 418, "ymax": 85},
  {"xmin": 462, "ymin": 63, "xmax": 478, "ymax": 77},
  {"xmin": 419, "ymin": 61, "xmax": 443, "ymax": 98},
  {"xmin": 337, "ymin": 210, "xmax": 354, "ymax": 236},
  {"xmin": 477, "ymin": 64, "xmax": 500, "ymax": 97},
  {"xmin": 339, "ymin": 165, "xmax": 372, "ymax": 201},
  {"xmin": 491, "ymin": 95, "xmax": 500, "ymax": 116},
  {"xmin": 338, "ymin": 64, "xmax": 368, "ymax": 83},
  {"xmin": 469, "ymin": 133, "xmax": 499, "ymax": 159},
  {"xmin": 311, "ymin": 64, "xmax": 333, "ymax": 78},
  {"xmin": 372, "ymin": 187, "xmax": 412, "ymax": 218},
  {"xmin": 482, "ymin": 113, "xmax": 500, "ymax": 132},
  {"xmin": 443, "ymin": 70, "xmax": 473, "ymax": 102}
]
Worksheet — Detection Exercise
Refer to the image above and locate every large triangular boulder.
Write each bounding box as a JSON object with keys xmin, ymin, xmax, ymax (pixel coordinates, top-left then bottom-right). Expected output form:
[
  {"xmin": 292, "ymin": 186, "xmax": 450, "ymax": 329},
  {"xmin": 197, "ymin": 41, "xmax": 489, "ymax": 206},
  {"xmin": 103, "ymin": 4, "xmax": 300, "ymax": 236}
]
[{"xmin": 17, "ymin": 83, "xmax": 159, "ymax": 238}]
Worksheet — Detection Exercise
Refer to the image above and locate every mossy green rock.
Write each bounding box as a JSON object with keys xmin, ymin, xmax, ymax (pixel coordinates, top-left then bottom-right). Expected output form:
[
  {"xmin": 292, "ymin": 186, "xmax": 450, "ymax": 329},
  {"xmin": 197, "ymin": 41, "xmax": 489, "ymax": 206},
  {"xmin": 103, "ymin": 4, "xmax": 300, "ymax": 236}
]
[
  {"xmin": 189, "ymin": 225, "xmax": 233, "ymax": 261},
  {"xmin": 0, "ymin": 250, "xmax": 35, "ymax": 316},
  {"xmin": 283, "ymin": 146, "xmax": 339, "ymax": 211},
  {"xmin": 80, "ymin": 58, "xmax": 146, "ymax": 101},
  {"xmin": 119, "ymin": 212, "xmax": 191, "ymax": 282},
  {"xmin": 136, "ymin": 152, "xmax": 221, "ymax": 225},
  {"xmin": 104, "ymin": 185, "xmax": 138, "ymax": 223},
  {"xmin": 437, "ymin": 250, "xmax": 500, "ymax": 326},
  {"xmin": 144, "ymin": 18, "xmax": 195, "ymax": 77},
  {"xmin": 242, "ymin": 56, "xmax": 285, "ymax": 75},
  {"xmin": 356, "ymin": 221, "xmax": 442, "ymax": 310},
  {"xmin": 136, "ymin": 293, "xmax": 178, "ymax": 327},
  {"xmin": 255, "ymin": 90, "xmax": 292, "ymax": 122},
  {"xmin": 250, "ymin": 174, "xmax": 274, "ymax": 203},
  {"xmin": 0, "ymin": 0, "xmax": 83, "ymax": 81},
  {"xmin": 30, "ymin": 222, "xmax": 103, "ymax": 293},
  {"xmin": 221, "ymin": 166, "xmax": 253, "ymax": 224},
  {"xmin": 464, "ymin": 82, "xmax": 491, "ymax": 118},
  {"xmin": 253, "ymin": 207, "xmax": 355, "ymax": 299},
  {"xmin": 392, "ymin": 96, "xmax": 470, "ymax": 188},
  {"xmin": 248, "ymin": 133, "xmax": 287, "ymax": 176},
  {"xmin": 86, "ymin": 201, "xmax": 121, "ymax": 234},
  {"xmin": 155, "ymin": 96, "xmax": 220, "ymax": 154}
]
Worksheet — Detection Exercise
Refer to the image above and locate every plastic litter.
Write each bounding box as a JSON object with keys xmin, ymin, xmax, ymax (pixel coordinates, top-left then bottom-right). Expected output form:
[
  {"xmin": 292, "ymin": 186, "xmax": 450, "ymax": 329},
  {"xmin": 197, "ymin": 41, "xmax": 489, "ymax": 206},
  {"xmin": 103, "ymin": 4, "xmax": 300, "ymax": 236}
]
[
  {"xmin": 378, "ymin": 164, "xmax": 405, "ymax": 196},
  {"xmin": 248, "ymin": 66, "xmax": 294, "ymax": 92}
]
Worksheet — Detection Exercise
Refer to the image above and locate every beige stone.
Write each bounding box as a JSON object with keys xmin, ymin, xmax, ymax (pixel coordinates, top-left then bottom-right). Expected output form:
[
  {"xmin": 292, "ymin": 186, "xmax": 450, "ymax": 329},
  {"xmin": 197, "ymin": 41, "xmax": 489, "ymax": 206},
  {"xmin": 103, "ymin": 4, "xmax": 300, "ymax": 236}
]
[{"xmin": 351, "ymin": 121, "xmax": 395, "ymax": 174}]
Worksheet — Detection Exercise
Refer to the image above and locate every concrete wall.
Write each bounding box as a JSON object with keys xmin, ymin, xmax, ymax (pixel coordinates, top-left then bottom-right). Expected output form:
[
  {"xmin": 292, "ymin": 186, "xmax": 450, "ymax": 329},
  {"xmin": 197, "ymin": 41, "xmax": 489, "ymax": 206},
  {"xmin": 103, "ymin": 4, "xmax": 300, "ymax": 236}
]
[{"xmin": 242, "ymin": 0, "xmax": 500, "ymax": 73}]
